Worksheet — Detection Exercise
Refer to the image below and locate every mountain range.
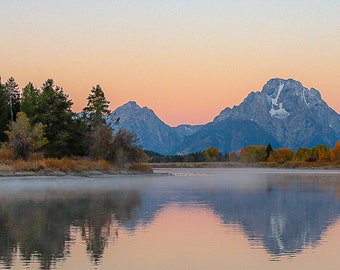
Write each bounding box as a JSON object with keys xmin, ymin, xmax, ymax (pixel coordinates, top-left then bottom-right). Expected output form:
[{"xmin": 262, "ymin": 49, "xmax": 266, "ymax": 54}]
[{"xmin": 109, "ymin": 78, "xmax": 340, "ymax": 155}]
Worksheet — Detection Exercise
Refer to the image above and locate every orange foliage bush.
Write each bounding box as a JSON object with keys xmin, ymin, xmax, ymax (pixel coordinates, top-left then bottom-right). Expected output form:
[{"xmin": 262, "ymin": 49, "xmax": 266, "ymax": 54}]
[
  {"xmin": 268, "ymin": 148, "xmax": 294, "ymax": 164},
  {"xmin": 333, "ymin": 141, "xmax": 340, "ymax": 161},
  {"xmin": 229, "ymin": 152, "xmax": 239, "ymax": 162}
]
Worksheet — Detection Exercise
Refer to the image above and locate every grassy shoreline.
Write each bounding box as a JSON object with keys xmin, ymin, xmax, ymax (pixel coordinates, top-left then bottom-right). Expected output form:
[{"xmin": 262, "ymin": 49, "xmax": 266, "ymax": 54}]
[
  {"xmin": 0, "ymin": 158, "xmax": 153, "ymax": 177},
  {"xmin": 149, "ymin": 161, "xmax": 340, "ymax": 170}
]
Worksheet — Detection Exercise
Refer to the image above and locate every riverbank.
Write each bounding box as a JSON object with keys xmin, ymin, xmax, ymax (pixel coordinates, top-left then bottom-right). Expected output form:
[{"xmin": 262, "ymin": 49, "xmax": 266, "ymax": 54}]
[
  {"xmin": 0, "ymin": 169, "xmax": 151, "ymax": 178},
  {"xmin": 149, "ymin": 161, "xmax": 340, "ymax": 169},
  {"xmin": 1, "ymin": 159, "xmax": 339, "ymax": 178},
  {"xmin": 0, "ymin": 158, "xmax": 153, "ymax": 177}
]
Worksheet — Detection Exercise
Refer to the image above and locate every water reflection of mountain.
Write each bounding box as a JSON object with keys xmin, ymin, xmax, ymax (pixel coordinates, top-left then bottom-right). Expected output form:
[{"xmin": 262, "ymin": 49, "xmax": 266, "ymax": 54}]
[
  {"xmin": 210, "ymin": 185, "xmax": 339, "ymax": 257},
  {"xmin": 130, "ymin": 172, "xmax": 340, "ymax": 258},
  {"xmin": 1, "ymin": 172, "xmax": 340, "ymax": 268}
]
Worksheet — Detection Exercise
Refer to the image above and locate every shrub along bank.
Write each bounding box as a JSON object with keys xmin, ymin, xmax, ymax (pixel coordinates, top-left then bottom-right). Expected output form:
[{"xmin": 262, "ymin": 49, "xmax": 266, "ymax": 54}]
[{"xmin": 146, "ymin": 142, "xmax": 340, "ymax": 168}]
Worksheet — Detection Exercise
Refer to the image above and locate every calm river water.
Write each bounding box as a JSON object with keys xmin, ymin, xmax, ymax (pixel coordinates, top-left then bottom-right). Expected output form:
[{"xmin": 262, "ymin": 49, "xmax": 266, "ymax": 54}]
[{"xmin": 0, "ymin": 168, "xmax": 340, "ymax": 270}]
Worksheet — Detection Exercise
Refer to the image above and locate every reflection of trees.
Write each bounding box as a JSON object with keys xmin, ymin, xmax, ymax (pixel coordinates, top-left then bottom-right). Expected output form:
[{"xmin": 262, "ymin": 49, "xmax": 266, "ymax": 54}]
[
  {"xmin": 0, "ymin": 204, "xmax": 16, "ymax": 268},
  {"xmin": 79, "ymin": 191, "xmax": 141, "ymax": 264},
  {"xmin": 0, "ymin": 190, "xmax": 141, "ymax": 269},
  {"xmin": 10, "ymin": 200, "xmax": 74, "ymax": 270}
]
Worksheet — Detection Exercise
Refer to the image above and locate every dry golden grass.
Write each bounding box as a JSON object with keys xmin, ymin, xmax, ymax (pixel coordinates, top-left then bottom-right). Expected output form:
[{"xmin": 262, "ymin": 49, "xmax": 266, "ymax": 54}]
[
  {"xmin": 0, "ymin": 157, "xmax": 114, "ymax": 173},
  {"xmin": 0, "ymin": 144, "xmax": 13, "ymax": 161},
  {"xmin": 128, "ymin": 163, "xmax": 153, "ymax": 174},
  {"xmin": 0, "ymin": 163, "xmax": 12, "ymax": 172},
  {"xmin": 12, "ymin": 160, "xmax": 46, "ymax": 172},
  {"xmin": 43, "ymin": 157, "xmax": 113, "ymax": 172},
  {"xmin": 29, "ymin": 152, "xmax": 45, "ymax": 161}
]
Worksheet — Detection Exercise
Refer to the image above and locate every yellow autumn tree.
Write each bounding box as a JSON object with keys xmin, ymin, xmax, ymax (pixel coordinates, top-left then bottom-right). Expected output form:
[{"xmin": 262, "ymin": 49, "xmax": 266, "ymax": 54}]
[
  {"xmin": 240, "ymin": 145, "xmax": 267, "ymax": 162},
  {"xmin": 204, "ymin": 146, "xmax": 220, "ymax": 162},
  {"xmin": 5, "ymin": 112, "xmax": 48, "ymax": 160},
  {"xmin": 295, "ymin": 147, "xmax": 312, "ymax": 161},
  {"xmin": 311, "ymin": 145, "xmax": 331, "ymax": 161}
]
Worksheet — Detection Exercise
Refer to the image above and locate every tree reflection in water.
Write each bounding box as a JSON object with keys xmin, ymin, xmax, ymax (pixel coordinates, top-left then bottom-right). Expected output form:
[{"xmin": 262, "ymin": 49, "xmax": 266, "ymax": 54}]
[{"xmin": 0, "ymin": 190, "xmax": 141, "ymax": 269}]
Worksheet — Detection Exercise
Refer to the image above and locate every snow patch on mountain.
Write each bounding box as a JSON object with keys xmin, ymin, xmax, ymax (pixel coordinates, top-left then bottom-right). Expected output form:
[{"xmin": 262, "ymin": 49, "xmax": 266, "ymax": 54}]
[
  {"xmin": 269, "ymin": 105, "xmax": 290, "ymax": 119},
  {"xmin": 302, "ymin": 88, "xmax": 309, "ymax": 107},
  {"xmin": 267, "ymin": 83, "xmax": 290, "ymax": 119},
  {"xmin": 271, "ymin": 83, "xmax": 285, "ymax": 106}
]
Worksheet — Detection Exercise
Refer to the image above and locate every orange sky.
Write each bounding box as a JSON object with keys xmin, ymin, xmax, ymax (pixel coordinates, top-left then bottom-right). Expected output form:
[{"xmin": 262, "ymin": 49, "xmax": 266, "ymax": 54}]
[{"xmin": 1, "ymin": 1, "xmax": 339, "ymax": 126}]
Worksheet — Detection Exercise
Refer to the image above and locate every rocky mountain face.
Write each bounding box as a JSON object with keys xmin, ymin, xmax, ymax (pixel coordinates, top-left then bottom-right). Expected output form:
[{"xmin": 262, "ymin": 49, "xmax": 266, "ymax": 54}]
[
  {"xmin": 214, "ymin": 78, "xmax": 340, "ymax": 150},
  {"xmin": 109, "ymin": 79, "xmax": 340, "ymax": 154},
  {"xmin": 109, "ymin": 101, "xmax": 182, "ymax": 155}
]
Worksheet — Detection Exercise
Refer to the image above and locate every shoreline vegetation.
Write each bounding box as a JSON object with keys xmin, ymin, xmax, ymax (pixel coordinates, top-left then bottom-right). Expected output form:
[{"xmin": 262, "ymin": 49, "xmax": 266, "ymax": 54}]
[
  {"xmin": 1, "ymin": 141, "xmax": 340, "ymax": 177},
  {"xmin": 0, "ymin": 158, "xmax": 153, "ymax": 177},
  {"xmin": 149, "ymin": 161, "xmax": 340, "ymax": 170},
  {"xmin": 0, "ymin": 158, "xmax": 339, "ymax": 178},
  {"xmin": 146, "ymin": 143, "xmax": 340, "ymax": 171}
]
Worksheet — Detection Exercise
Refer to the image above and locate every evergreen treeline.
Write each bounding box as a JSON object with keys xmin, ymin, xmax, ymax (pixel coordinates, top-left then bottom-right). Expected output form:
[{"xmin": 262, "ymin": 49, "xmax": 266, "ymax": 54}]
[
  {"xmin": 0, "ymin": 76, "xmax": 146, "ymax": 166},
  {"xmin": 145, "ymin": 147, "xmax": 230, "ymax": 163}
]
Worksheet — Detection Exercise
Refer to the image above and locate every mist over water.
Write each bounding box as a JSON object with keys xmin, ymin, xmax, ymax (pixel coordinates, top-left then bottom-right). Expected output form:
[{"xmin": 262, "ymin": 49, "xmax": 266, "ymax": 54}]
[{"xmin": 0, "ymin": 168, "xmax": 340, "ymax": 270}]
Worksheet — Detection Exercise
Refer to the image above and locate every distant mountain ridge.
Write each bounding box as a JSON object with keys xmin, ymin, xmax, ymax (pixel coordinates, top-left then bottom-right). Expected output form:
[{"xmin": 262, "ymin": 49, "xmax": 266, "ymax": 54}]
[
  {"xmin": 108, "ymin": 101, "xmax": 180, "ymax": 155},
  {"xmin": 109, "ymin": 78, "xmax": 340, "ymax": 155}
]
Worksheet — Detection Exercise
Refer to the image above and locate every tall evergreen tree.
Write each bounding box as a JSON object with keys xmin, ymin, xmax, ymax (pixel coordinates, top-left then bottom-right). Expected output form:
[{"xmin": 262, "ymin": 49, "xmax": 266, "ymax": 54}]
[
  {"xmin": 5, "ymin": 77, "xmax": 20, "ymax": 122},
  {"xmin": 32, "ymin": 79, "xmax": 75, "ymax": 157},
  {"xmin": 21, "ymin": 82, "xmax": 40, "ymax": 123},
  {"xmin": 266, "ymin": 143, "xmax": 273, "ymax": 159},
  {"xmin": 0, "ymin": 77, "xmax": 8, "ymax": 141},
  {"xmin": 82, "ymin": 85, "xmax": 112, "ymax": 157},
  {"xmin": 82, "ymin": 85, "xmax": 111, "ymax": 130}
]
